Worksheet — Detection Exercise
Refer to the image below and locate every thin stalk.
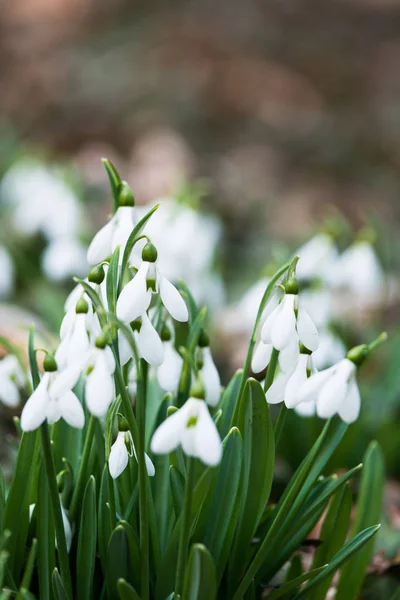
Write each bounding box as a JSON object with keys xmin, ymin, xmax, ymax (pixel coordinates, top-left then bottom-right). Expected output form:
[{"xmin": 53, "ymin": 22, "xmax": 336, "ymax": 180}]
[
  {"xmin": 175, "ymin": 457, "xmax": 196, "ymax": 596},
  {"xmin": 137, "ymin": 359, "xmax": 150, "ymax": 600},
  {"xmin": 68, "ymin": 415, "xmax": 96, "ymax": 522},
  {"xmin": 263, "ymin": 348, "xmax": 279, "ymax": 393},
  {"xmin": 40, "ymin": 424, "xmax": 72, "ymax": 600},
  {"xmin": 230, "ymin": 260, "xmax": 293, "ymax": 427},
  {"xmin": 274, "ymin": 404, "xmax": 288, "ymax": 447}
]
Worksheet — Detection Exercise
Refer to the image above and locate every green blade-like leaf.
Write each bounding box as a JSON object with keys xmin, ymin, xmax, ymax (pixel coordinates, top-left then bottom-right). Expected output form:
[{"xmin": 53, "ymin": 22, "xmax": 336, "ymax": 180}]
[
  {"xmin": 229, "ymin": 379, "xmax": 274, "ymax": 590},
  {"xmin": 52, "ymin": 568, "xmax": 69, "ymax": 600},
  {"xmin": 170, "ymin": 466, "xmax": 185, "ymax": 517},
  {"xmin": 183, "ymin": 544, "xmax": 217, "ymax": 600},
  {"xmin": 37, "ymin": 462, "xmax": 55, "ymax": 600},
  {"xmin": 118, "ymin": 521, "xmax": 141, "ymax": 594},
  {"xmin": 336, "ymin": 441, "xmax": 384, "ymax": 600},
  {"xmin": 28, "ymin": 325, "xmax": 40, "ymax": 389},
  {"xmin": 106, "ymin": 246, "xmax": 120, "ymax": 344},
  {"xmin": 308, "ymin": 484, "xmax": 352, "ymax": 600},
  {"xmin": 77, "ymin": 476, "xmax": 97, "ymax": 600},
  {"xmin": 102, "ymin": 158, "xmax": 122, "ymax": 213},
  {"xmin": 98, "ymin": 467, "xmax": 113, "ymax": 574},
  {"xmin": 267, "ymin": 565, "xmax": 327, "ymax": 600},
  {"xmin": 218, "ymin": 370, "xmax": 243, "ymax": 439},
  {"xmin": 106, "ymin": 525, "xmax": 130, "ymax": 600},
  {"xmin": 117, "ymin": 579, "xmax": 140, "ymax": 600},
  {"xmin": 18, "ymin": 538, "xmax": 37, "ymax": 595},
  {"xmin": 0, "ymin": 467, "xmax": 5, "ymax": 532},
  {"xmin": 293, "ymin": 525, "xmax": 381, "ymax": 599}
]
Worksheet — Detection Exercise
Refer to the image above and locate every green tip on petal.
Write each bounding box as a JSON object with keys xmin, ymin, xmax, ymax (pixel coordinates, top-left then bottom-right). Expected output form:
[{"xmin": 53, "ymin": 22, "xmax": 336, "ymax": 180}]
[{"xmin": 44, "ymin": 353, "xmax": 58, "ymax": 372}]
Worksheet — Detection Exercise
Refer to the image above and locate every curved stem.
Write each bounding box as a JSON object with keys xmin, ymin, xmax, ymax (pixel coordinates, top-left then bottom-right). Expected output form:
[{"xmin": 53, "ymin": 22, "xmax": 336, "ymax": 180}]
[
  {"xmin": 40, "ymin": 424, "xmax": 72, "ymax": 600},
  {"xmin": 137, "ymin": 359, "xmax": 149, "ymax": 600},
  {"xmin": 68, "ymin": 415, "xmax": 96, "ymax": 522},
  {"xmin": 175, "ymin": 457, "xmax": 196, "ymax": 596},
  {"xmin": 263, "ymin": 348, "xmax": 279, "ymax": 393}
]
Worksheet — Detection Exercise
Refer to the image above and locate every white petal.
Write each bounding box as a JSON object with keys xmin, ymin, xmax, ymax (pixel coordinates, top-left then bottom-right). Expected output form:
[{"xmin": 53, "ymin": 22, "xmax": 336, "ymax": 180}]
[
  {"xmin": 87, "ymin": 218, "xmax": 114, "ymax": 265},
  {"xmin": 284, "ymin": 355, "xmax": 309, "ymax": 408},
  {"xmin": 116, "ymin": 263, "xmax": 151, "ymax": 323},
  {"xmin": 102, "ymin": 346, "xmax": 116, "ymax": 373},
  {"xmin": 58, "ymin": 391, "xmax": 85, "ymax": 429},
  {"xmin": 202, "ymin": 347, "xmax": 221, "ymax": 407},
  {"xmin": 271, "ymin": 295, "xmax": 297, "ymax": 351},
  {"xmin": 194, "ymin": 401, "xmax": 222, "ymax": 466},
  {"xmin": 60, "ymin": 309, "xmax": 75, "ymax": 340},
  {"xmin": 20, "ymin": 381, "xmax": 49, "ymax": 431},
  {"xmin": 251, "ymin": 342, "xmax": 272, "ymax": 374},
  {"xmin": 46, "ymin": 399, "xmax": 61, "ymax": 424},
  {"xmin": 279, "ymin": 337, "xmax": 300, "ymax": 373},
  {"xmin": 157, "ymin": 341, "xmax": 183, "ymax": 393},
  {"xmin": 145, "ymin": 453, "xmax": 156, "ymax": 476},
  {"xmin": 85, "ymin": 355, "xmax": 115, "ymax": 417},
  {"xmin": 109, "ymin": 433, "xmax": 129, "ymax": 479},
  {"xmin": 64, "ymin": 284, "xmax": 82, "ymax": 313},
  {"xmin": 49, "ymin": 361, "xmax": 83, "ymax": 399},
  {"xmin": 296, "ymin": 307, "xmax": 319, "ymax": 352},
  {"xmin": 60, "ymin": 502, "xmax": 72, "ymax": 553},
  {"xmin": 316, "ymin": 360, "xmax": 355, "ymax": 419},
  {"xmin": 111, "ymin": 207, "xmax": 135, "ymax": 255},
  {"xmin": 151, "ymin": 404, "xmax": 190, "ymax": 454},
  {"xmin": 338, "ymin": 378, "xmax": 361, "ymax": 423},
  {"xmin": 265, "ymin": 371, "xmax": 291, "ymax": 404},
  {"xmin": 118, "ymin": 330, "xmax": 133, "ymax": 367},
  {"xmin": 296, "ymin": 366, "xmax": 335, "ymax": 405},
  {"xmin": 295, "ymin": 400, "xmax": 317, "ymax": 417},
  {"xmin": 0, "ymin": 378, "xmax": 20, "ymax": 407},
  {"xmin": 139, "ymin": 313, "xmax": 164, "ymax": 367},
  {"xmin": 261, "ymin": 303, "xmax": 282, "ymax": 344},
  {"xmin": 66, "ymin": 314, "xmax": 90, "ymax": 365},
  {"xmin": 159, "ymin": 276, "xmax": 188, "ymax": 322}
]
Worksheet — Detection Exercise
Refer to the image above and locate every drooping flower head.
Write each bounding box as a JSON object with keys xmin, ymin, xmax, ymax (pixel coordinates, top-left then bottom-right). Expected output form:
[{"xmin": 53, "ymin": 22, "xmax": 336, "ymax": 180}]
[
  {"xmin": 0, "ymin": 355, "xmax": 25, "ymax": 408},
  {"xmin": 197, "ymin": 329, "xmax": 221, "ymax": 408},
  {"xmin": 109, "ymin": 416, "xmax": 155, "ymax": 479}
]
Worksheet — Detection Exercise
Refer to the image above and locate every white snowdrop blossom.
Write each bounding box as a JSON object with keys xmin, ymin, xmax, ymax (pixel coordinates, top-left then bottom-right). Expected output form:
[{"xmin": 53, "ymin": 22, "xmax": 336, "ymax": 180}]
[
  {"xmin": 266, "ymin": 353, "xmax": 314, "ymax": 409},
  {"xmin": 261, "ymin": 291, "xmax": 319, "ymax": 354},
  {"xmin": 251, "ymin": 341, "xmax": 273, "ymax": 374},
  {"xmin": 0, "ymin": 355, "xmax": 25, "ymax": 407},
  {"xmin": 87, "ymin": 206, "xmax": 135, "ymax": 265},
  {"xmin": 296, "ymin": 233, "xmax": 338, "ymax": 282},
  {"xmin": 200, "ymin": 347, "xmax": 221, "ymax": 407},
  {"xmin": 151, "ymin": 398, "xmax": 222, "ymax": 466},
  {"xmin": 312, "ymin": 329, "xmax": 346, "ymax": 370},
  {"xmin": 329, "ymin": 240, "xmax": 384, "ymax": 297},
  {"xmin": 109, "ymin": 431, "xmax": 155, "ymax": 479},
  {"xmin": 84, "ymin": 346, "xmax": 116, "ymax": 418},
  {"xmin": 21, "ymin": 366, "xmax": 85, "ymax": 431},
  {"xmin": 0, "ymin": 246, "xmax": 15, "ymax": 299},
  {"xmin": 297, "ymin": 358, "xmax": 360, "ymax": 423},
  {"xmin": 157, "ymin": 340, "xmax": 183, "ymax": 394},
  {"xmin": 42, "ymin": 237, "xmax": 88, "ymax": 281}
]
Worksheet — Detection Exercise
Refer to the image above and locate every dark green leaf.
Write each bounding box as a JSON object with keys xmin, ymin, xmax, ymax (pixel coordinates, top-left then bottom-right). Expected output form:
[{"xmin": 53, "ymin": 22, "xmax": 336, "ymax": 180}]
[
  {"xmin": 52, "ymin": 568, "xmax": 69, "ymax": 600},
  {"xmin": 102, "ymin": 158, "xmax": 122, "ymax": 213},
  {"xmin": 77, "ymin": 476, "xmax": 97, "ymax": 600},
  {"xmin": 117, "ymin": 579, "xmax": 140, "ymax": 600},
  {"xmin": 267, "ymin": 565, "xmax": 327, "ymax": 600},
  {"xmin": 183, "ymin": 544, "xmax": 217, "ymax": 600},
  {"xmin": 106, "ymin": 525, "xmax": 130, "ymax": 600},
  {"xmin": 170, "ymin": 466, "xmax": 185, "ymax": 517}
]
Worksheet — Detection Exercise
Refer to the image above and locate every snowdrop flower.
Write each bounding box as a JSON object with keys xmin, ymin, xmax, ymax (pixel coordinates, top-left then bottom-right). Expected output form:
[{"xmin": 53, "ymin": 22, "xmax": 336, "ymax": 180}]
[
  {"xmin": 261, "ymin": 278, "xmax": 319, "ymax": 354},
  {"xmin": 0, "ymin": 246, "xmax": 15, "ymax": 299},
  {"xmin": 0, "ymin": 355, "xmax": 25, "ymax": 407},
  {"xmin": 21, "ymin": 354, "xmax": 85, "ymax": 431},
  {"xmin": 157, "ymin": 325, "xmax": 183, "ymax": 394},
  {"xmin": 56, "ymin": 297, "xmax": 92, "ymax": 369},
  {"xmin": 329, "ymin": 239, "xmax": 384, "ymax": 297},
  {"xmin": 87, "ymin": 182, "xmax": 135, "ymax": 265},
  {"xmin": 29, "ymin": 496, "xmax": 73, "ymax": 553},
  {"xmin": 266, "ymin": 349, "xmax": 315, "ymax": 409},
  {"xmin": 109, "ymin": 430, "xmax": 155, "ymax": 479},
  {"xmin": 83, "ymin": 338, "xmax": 116, "ymax": 418},
  {"xmin": 297, "ymin": 358, "xmax": 360, "ymax": 423},
  {"xmin": 197, "ymin": 331, "xmax": 221, "ymax": 407},
  {"xmin": 313, "ymin": 329, "xmax": 346, "ymax": 370},
  {"xmin": 42, "ymin": 237, "xmax": 88, "ymax": 281},
  {"xmin": 151, "ymin": 396, "xmax": 222, "ymax": 466},
  {"xmin": 251, "ymin": 341, "xmax": 273, "ymax": 374},
  {"xmin": 296, "ymin": 233, "xmax": 338, "ymax": 283}
]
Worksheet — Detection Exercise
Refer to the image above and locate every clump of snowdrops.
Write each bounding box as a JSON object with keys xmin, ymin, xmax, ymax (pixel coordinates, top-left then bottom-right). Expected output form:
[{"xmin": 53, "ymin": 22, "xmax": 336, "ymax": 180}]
[{"xmin": 0, "ymin": 160, "xmax": 388, "ymax": 600}]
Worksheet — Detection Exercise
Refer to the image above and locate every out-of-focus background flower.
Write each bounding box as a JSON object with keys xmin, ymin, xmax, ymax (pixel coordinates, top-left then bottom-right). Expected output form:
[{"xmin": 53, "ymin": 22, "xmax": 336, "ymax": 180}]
[{"xmin": 1, "ymin": 1, "xmax": 400, "ymax": 591}]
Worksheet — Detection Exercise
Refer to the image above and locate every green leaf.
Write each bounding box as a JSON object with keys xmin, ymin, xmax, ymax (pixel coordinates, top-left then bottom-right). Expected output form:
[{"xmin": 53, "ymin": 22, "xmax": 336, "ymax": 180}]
[
  {"xmin": 0, "ymin": 467, "xmax": 5, "ymax": 532},
  {"xmin": 293, "ymin": 525, "xmax": 381, "ymax": 599},
  {"xmin": 229, "ymin": 379, "xmax": 274, "ymax": 590},
  {"xmin": 37, "ymin": 462, "xmax": 55, "ymax": 600},
  {"xmin": 267, "ymin": 565, "xmax": 327, "ymax": 600},
  {"xmin": 183, "ymin": 544, "xmax": 217, "ymax": 600},
  {"xmin": 77, "ymin": 476, "xmax": 97, "ymax": 600},
  {"xmin": 118, "ymin": 203, "xmax": 160, "ymax": 294},
  {"xmin": 98, "ymin": 467, "xmax": 113, "ymax": 574},
  {"xmin": 176, "ymin": 307, "xmax": 207, "ymax": 408},
  {"xmin": 307, "ymin": 484, "xmax": 352, "ymax": 600},
  {"xmin": 105, "ymin": 397, "xmax": 122, "ymax": 459},
  {"xmin": 218, "ymin": 370, "xmax": 243, "ymax": 439},
  {"xmin": 106, "ymin": 525, "xmax": 130, "ymax": 600},
  {"xmin": 102, "ymin": 158, "xmax": 122, "ymax": 213},
  {"xmin": 118, "ymin": 521, "xmax": 141, "ymax": 594},
  {"xmin": 170, "ymin": 466, "xmax": 185, "ymax": 517},
  {"xmin": 106, "ymin": 246, "xmax": 120, "ymax": 343},
  {"xmin": 52, "ymin": 568, "xmax": 69, "ymax": 600},
  {"xmin": 117, "ymin": 579, "xmax": 141, "ymax": 600},
  {"xmin": 336, "ymin": 441, "xmax": 384, "ymax": 600},
  {"xmin": 203, "ymin": 428, "xmax": 243, "ymax": 579},
  {"xmin": 17, "ymin": 538, "xmax": 37, "ymax": 596},
  {"xmin": 28, "ymin": 325, "xmax": 40, "ymax": 389}
]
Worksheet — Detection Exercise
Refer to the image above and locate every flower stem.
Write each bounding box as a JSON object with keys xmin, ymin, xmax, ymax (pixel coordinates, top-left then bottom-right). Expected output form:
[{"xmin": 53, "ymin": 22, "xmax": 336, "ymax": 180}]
[
  {"xmin": 137, "ymin": 359, "xmax": 150, "ymax": 600},
  {"xmin": 274, "ymin": 404, "xmax": 288, "ymax": 447},
  {"xmin": 40, "ymin": 424, "xmax": 72, "ymax": 600},
  {"xmin": 68, "ymin": 415, "xmax": 96, "ymax": 522},
  {"xmin": 230, "ymin": 260, "xmax": 293, "ymax": 428},
  {"xmin": 263, "ymin": 348, "xmax": 279, "ymax": 393},
  {"xmin": 175, "ymin": 457, "xmax": 196, "ymax": 596}
]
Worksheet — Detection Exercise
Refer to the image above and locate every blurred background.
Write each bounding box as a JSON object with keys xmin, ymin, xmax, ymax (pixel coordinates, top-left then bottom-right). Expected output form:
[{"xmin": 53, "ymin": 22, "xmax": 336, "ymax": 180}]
[{"xmin": 0, "ymin": 0, "xmax": 400, "ymax": 593}]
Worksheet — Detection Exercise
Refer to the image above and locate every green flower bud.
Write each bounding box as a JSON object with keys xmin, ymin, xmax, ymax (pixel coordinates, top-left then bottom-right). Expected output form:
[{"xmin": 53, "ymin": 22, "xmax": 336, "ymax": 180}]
[
  {"xmin": 44, "ymin": 353, "xmax": 58, "ymax": 372},
  {"xmin": 118, "ymin": 181, "xmax": 135, "ymax": 207},
  {"xmin": 160, "ymin": 324, "xmax": 172, "ymax": 342},
  {"xmin": 198, "ymin": 329, "xmax": 210, "ymax": 348},
  {"xmin": 285, "ymin": 277, "xmax": 299, "ymax": 295},
  {"xmin": 142, "ymin": 242, "xmax": 158, "ymax": 263},
  {"xmin": 75, "ymin": 297, "xmax": 89, "ymax": 314},
  {"xmin": 95, "ymin": 333, "xmax": 108, "ymax": 349},
  {"xmin": 190, "ymin": 377, "xmax": 205, "ymax": 400},
  {"xmin": 117, "ymin": 413, "xmax": 130, "ymax": 432},
  {"xmin": 88, "ymin": 264, "xmax": 105, "ymax": 285},
  {"xmin": 346, "ymin": 344, "xmax": 369, "ymax": 367}
]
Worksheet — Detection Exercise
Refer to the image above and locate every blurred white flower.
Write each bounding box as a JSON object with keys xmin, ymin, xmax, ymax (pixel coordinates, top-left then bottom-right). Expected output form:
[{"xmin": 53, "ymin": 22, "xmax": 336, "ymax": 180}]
[
  {"xmin": 200, "ymin": 347, "xmax": 221, "ymax": 407},
  {"xmin": 0, "ymin": 247, "xmax": 15, "ymax": 299},
  {"xmin": 157, "ymin": 340, "xmax": 183, "ymax": 394},
  {"xmin": 329, "ymin": 241, "xmax": 384, "ymax": 298},
  {"xmin": 297, "ymin": 358, "xmax": 360, "ymax": 423},
  {"xmin": 312, "ymin": 329, "xmax": 346, "ymax": 370},
  {"xmin": 0, "ymin": 355, "xmax": 25, "ymax": 407},
  {"xmin": 151, "ymin": 398, "xmax": 222, "ymax": 466},
  {"xmin": 84, "ymin": 346, "xmax": 116, "ymax": 418},
  {"xmin": 296, "ymin": 233, "xmax": 338, "ymax": 282},
  {"xmin": 87, "ymin": 206, "xmax": 135, "ymax": 265},
  {"xmin": 109, "ymin": 431, "xmax": 155, "ymax": 479},
  {"xmin": 42, "ymin": 237, "xmax": 88, "ymax": 282}
]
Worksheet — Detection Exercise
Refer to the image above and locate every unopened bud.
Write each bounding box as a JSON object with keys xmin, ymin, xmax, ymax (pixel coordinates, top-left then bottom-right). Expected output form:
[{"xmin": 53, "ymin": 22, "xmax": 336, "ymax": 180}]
[
  {"xmin": 190, "ymin": 376, "xmax": 205, "ymax": 400},
  {"xmin": 160, "ymin": 324, "xmax": 172, "ymax": 342},
  {"xmin": 75, "ymin": 297, "xmax": 89, "ymax": 314},
  {"xmin": 118, "ymin": 181, "xmax": 135, "ymax": 207},
  {"xmin": 44, "ymin": 353, "xmax": 57, "ymax": 372},
  {"xmin": 117, "ymin": 414, "xmax": 130, "ymax": 432},
  {"xmin": 142, "ymin": 242, "xmax": 158, "ymax": 263},
  {"xmin": 88, "ymin": 264, "xmax": 105, "ymax": 285},
  {"xmin": 198, "ymin": 329, "xmax": 210, "ymax": 348},
  {"xmin": 95, "ymin": 333, "xmax": 108, "ymax": 349},
  {"xmin": 285, "ymin": 277, "xmax": 299, "ymax": 295}
]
